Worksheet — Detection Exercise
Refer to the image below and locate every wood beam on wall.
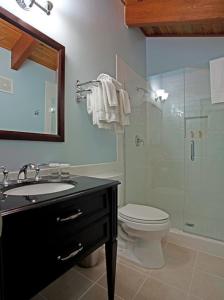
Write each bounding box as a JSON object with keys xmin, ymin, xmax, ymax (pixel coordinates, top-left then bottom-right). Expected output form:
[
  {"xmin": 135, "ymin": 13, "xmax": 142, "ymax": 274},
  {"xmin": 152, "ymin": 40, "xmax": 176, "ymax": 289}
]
[
  {"xmin": 11, "ymin": 33, "xmax": 37, "ymax": 70},
  {"xmin": 126, "ymin": 0, "xmax": 224, "ymax": 27}
]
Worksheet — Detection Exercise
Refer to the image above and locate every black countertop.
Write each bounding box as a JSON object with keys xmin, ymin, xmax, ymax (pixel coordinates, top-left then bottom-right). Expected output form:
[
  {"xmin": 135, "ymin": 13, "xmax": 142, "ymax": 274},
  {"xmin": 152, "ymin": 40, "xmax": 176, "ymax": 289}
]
[{"xmin": 0, "ymin": 176, "xmax": 119, "ymax": 216}]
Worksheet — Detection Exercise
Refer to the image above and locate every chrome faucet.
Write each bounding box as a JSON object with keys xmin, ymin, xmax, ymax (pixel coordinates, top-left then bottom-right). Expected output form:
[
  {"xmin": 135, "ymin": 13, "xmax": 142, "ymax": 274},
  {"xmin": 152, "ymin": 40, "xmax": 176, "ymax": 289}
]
[
  {"xmin": 17, "ymin": 163, "xmax": 40, "ymax": 183},
  {"xmin": 0, "ymin": 166, "xmax": 9, "ymax": 187}
]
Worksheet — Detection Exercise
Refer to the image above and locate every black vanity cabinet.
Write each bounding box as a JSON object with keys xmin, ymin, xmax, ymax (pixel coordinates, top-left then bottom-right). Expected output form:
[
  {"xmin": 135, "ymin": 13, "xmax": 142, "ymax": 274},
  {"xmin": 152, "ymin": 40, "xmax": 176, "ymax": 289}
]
[{"xmin": 0, "ymin": 176, "xmax": 119, "ymax": 300}]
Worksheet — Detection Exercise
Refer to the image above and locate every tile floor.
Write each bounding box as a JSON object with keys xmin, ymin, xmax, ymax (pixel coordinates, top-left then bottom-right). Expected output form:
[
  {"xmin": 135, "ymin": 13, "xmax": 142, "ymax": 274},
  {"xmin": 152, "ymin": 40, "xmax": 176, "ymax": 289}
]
[{"xmin": 32, "ymin": 242, "xmax": 224, "ymax": 300}]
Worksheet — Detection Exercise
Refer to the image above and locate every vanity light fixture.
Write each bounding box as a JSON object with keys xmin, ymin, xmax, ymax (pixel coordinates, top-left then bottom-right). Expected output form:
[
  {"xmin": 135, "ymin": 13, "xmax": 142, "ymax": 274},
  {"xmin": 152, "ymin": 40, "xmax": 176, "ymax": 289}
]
[
  {"xmin": 16, "ymin": 0, "xmax": 53, "ymax": 15},
  {"xmin": 155, "ymin": 89, "xmax": 169, "ymax": 102}
]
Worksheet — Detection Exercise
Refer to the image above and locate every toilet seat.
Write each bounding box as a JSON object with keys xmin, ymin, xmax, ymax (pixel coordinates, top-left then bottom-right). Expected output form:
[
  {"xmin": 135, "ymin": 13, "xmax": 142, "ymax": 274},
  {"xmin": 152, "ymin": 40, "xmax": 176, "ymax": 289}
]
[{"xmin": 119, "ymin": 204, "xmax": 169, "ymax": 224}]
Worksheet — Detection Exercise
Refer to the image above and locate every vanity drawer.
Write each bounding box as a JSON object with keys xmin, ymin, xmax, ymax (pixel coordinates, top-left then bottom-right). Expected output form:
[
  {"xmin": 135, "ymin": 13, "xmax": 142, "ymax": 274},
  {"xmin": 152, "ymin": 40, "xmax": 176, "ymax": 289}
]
[
  {"xmin": 45, "ymin": 189, "xmax": 110, "ymax": 242},
  {"xmin": 55, "ymin": 216, "xmax": 109, "ymax": 271},
  {"xmin": 51, "ymin": 189, "xmax": 109, "ymax": 223}
]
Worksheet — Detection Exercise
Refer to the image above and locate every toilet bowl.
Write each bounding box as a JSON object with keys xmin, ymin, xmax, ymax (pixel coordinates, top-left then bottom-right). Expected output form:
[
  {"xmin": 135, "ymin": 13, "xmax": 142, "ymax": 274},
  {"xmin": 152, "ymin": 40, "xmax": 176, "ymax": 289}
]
[{"xmin": 118, "ymin": 204, "xmax": 170, "ymax": 269}]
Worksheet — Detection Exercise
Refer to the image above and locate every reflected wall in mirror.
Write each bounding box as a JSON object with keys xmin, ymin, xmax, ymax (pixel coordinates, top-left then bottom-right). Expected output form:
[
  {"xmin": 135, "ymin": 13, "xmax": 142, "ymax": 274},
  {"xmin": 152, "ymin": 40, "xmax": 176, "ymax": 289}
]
[{"xmin": 0, "ymin": 7, "xmax": 65, "ymax": 141}]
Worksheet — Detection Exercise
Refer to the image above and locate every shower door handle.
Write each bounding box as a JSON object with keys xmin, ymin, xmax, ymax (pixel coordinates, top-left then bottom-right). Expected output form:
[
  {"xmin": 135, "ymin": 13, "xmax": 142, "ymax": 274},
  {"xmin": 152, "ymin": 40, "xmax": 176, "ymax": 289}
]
[{"xmin": 191, "ymin": 140, "xmax": 195, "ymax": 161}]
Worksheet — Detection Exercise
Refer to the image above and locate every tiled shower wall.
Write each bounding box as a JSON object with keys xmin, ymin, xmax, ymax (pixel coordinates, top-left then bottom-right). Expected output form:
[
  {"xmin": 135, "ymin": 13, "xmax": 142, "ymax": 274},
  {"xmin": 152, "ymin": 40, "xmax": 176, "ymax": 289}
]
[
  {"xmin": 147, "ymin": 67, "xmax": 224, "ymax": 241},
  {"xmin": 147, "ymin": 69, "xmax": 185, "ymax": 229}
]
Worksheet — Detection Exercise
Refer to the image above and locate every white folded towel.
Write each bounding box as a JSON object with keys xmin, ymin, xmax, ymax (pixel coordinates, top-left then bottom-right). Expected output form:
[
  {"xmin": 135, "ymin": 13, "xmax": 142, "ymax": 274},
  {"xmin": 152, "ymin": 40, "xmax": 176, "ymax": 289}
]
[
  {"xmin": 97, "ymin": 74, "xmax": 119, "ymax": 107},
  {"xmin": 97, "ymin": 73, "xmax": 122, "ymax": 90},
  {"xmin": 210, "ymin": 57, "xmax": 224, "ymax": 104}
]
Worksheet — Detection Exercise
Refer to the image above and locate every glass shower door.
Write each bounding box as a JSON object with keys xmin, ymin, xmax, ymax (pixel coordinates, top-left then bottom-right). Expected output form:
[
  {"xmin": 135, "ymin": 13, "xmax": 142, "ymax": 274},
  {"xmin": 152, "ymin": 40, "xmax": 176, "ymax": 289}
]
[{"xmin": 183, "ymin": 67, "xmax": 224, "ymax": 241}]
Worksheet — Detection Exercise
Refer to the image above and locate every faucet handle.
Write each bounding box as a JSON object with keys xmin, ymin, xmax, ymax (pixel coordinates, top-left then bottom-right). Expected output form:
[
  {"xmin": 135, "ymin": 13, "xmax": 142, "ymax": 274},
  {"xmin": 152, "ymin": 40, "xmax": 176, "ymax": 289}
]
[
  {"xmin": 34, "ymin": 163, "xmax": 50, "ymax": 181},
  {"xmin": 34, "ymin": 165, "xmax": 41, "ymax": 182},
  {"xmin": 0, "ymin": 166, "xmax": 9, "ymax": 187}
]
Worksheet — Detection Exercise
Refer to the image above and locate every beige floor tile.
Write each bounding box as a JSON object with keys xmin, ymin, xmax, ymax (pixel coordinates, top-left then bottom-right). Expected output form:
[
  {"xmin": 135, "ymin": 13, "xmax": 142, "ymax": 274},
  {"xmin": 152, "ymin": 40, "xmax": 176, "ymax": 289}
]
[
  {"xmin": 151, "ymin": 243, "xmax": 196, "ymax": 292},
  {"xmin": 165, "ymin": 243, "xmax": 196, "ymax": 267},
  {"xmin": 75, "ymin": 253, "xmax": 106, "ymax": 281},
  {"xmin": 190, "ymin": 270, "xmax": 224, "ymax": 300},
  {"xmin": 133, "ymin": 277, "xmax": 187, "ymax": 300},
  {"xmin": 41, "ymin": 268, "xmax": 93, "ymax": 300},
  {"xmin": 187, "ymin": 295, "xmax": 202, "ymax": 300},
  {"xmin": 98, "ymin": 262, "xmax": 146, "ymax": 299},
  {"xmin": 79, "ymin": 284, "xmax": 123, "ymax": 300},
  {"xmin": 118, "ymin": 256, "xmax": 152, "ymax": 274},
  {"xmin": 196, "ymin": 252, "xmax": 224, "ymax": 278}
]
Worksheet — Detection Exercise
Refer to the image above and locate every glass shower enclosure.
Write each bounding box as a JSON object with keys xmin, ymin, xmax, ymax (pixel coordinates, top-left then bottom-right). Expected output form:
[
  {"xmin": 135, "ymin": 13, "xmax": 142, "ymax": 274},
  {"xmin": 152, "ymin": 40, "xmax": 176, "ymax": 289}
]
[{"xmin": 146, "ymin": 66, "xmax": 224, "ymax": 242}]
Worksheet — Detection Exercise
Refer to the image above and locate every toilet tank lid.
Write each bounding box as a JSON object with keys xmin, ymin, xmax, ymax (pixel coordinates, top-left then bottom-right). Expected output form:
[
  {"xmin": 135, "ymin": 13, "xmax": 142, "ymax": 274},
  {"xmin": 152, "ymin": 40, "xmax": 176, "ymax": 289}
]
[{"xmin": 119, "ymin": 204, "xmax": 169, "ymax": 222}]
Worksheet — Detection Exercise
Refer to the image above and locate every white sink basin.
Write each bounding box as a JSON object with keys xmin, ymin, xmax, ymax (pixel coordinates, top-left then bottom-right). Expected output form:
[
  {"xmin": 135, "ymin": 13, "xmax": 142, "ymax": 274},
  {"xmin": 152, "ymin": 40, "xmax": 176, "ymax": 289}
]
[{"xmin": 5, "ymin": 183, "xmax": 75, "ymax": 196}]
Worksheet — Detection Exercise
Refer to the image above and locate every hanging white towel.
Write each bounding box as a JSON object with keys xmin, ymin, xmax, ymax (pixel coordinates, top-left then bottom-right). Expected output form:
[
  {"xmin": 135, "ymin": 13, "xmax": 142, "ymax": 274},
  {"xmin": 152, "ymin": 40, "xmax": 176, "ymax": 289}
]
[
  {"xmin": 89, "ymin": 85, "xmax": 115, "ymax": 130},
  {"xmin": 86, "ymin": 92, "xmax": 93, "ymax": 115},
  {"xmin": 119, "ymin": 89, "xmax": 131, "ymax": 114},
  {"xmin": 100, "ymin": 80, "xmax": 120, "ymax": 123},
  {"xmin": 210, "ymin": 57, "xmax": 224, "ymax": 104},
  {"xmin": 118, "ymin": 89, "xmax": 131, "ymax": 126}
]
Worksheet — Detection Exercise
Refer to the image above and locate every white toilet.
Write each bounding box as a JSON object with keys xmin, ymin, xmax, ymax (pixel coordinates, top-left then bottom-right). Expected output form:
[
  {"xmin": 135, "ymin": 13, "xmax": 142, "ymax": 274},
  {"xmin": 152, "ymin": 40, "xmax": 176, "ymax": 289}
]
[{"xmin": 118, "ymin": 204, "xmax": 170, "ymax": 269}]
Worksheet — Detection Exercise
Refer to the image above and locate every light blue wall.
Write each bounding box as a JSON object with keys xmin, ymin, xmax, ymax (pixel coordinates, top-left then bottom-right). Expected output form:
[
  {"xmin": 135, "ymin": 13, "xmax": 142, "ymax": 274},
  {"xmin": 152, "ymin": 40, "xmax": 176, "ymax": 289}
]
[
  {"xmin": 147, "ymin": 37, "xmax": 224, "ymax": 76},
  {"xmin": 0, "ymin": 48, "xmax": 56, "ymax": 133},
  {"xmin": 0, "ymin": 0, "xmax": 146, "ymax": 170}
]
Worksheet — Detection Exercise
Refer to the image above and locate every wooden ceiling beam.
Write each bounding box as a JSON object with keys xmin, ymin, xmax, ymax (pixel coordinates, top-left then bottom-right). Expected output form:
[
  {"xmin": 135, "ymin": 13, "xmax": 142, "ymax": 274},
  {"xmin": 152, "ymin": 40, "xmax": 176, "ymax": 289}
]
[
  {"xmin": 11, "ymin": 33, "xmax": 37, "ymax": 70},
  {"xmin": 125, "ymin": 0, "xmax": 224, "ymax": 27}
]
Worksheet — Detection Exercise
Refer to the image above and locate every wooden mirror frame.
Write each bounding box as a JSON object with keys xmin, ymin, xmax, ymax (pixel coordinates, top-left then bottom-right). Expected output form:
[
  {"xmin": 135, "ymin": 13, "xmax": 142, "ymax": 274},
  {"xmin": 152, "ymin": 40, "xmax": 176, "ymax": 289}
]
[{"xmin": 0, "ymin": 7, "xmax": 65, "ymax": 142}]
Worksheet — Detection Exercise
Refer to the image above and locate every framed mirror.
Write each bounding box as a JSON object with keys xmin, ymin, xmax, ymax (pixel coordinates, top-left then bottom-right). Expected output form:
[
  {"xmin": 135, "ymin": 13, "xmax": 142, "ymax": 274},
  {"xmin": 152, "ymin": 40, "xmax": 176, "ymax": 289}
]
[{"xmin": 0, "ymin": 7, "xmax": 65, "ymax": 141}]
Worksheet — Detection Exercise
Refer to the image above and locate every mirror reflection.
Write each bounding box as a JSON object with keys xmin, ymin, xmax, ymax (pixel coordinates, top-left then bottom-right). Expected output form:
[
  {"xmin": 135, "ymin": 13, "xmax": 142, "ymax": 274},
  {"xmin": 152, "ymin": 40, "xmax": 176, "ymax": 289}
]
[{"xmin": 0, "ymin": 17, "xmax": 58, "ymax": 135}]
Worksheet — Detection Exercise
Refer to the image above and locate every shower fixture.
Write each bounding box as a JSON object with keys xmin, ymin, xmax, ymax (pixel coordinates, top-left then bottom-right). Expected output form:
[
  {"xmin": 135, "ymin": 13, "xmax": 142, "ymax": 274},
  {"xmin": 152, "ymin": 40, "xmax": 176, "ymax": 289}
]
[
  {"xmin": 155, "ymin": 89, "xmax": 169, "ymax": 102},
  {"xmin": 16, "ymin": 0, "xmax": 53, "ymax": 15},
  {"xmin": 135, "ymin": 135, "xmax": 144, "ymax": 147}
]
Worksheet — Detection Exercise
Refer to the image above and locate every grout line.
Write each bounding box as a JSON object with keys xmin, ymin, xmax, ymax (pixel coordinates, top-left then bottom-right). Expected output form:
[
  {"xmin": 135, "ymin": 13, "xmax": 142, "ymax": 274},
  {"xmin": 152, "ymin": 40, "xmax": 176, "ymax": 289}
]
[
  {"xmin": 117, "ymin": 259, "xmax": 149, "ymax": 275},
  {"xmin": 196, "ymin": 269, "xmax": 224, "ymax": 281},
  {"xmin": 149, "ymin": 275, "xmax": 189, "ymax": 295},
  {"xmin": 167, "ymin": 240, "xmax": 198, "ymax": 252},
  {"xmin": 76, "ymin": 270, "xmax": 107, "ymax": 299},
  {"xmin": 94, "ymin": 272, "xmax": 124, "ymax": 299},
  {"xmin": 131, "ymin": 274, "xmax": 149, "ymax": 300},
  {"xmin": 38, "ymin": 294, "xmax": 47, "ymax": 300},
  {"xmin": 197, "ymin": 249, "xmax": 224, "ymax": 260},
  {"xmin": 78, "ymin": 281, "xmax": 98, "ymax": 300},
  {"xmin": 117, "ymin": 253, "xmax": 153, "ymax": 275},
  {"xmin": 95, "ymin": 270, "xmax": 107, "ymax": 284},
  {"xmin": 187, "ymin": 250, "xmax": 199, "ymax": 298},
  {"xmin": 93, "ymin": 282, "xmax": 124, "ymax": 300},
  {"xmin": 72, "ymin": 267, "xmax": 96, "ymax": 283},
  {"xmin": 167, "ymin": 238, "xmax": 224, "ymax": 260}
]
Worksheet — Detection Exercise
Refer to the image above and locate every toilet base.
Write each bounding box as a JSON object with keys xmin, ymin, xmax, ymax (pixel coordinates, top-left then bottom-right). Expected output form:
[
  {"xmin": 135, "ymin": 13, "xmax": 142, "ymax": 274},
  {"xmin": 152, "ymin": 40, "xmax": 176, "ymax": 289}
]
[
  {"xmin": 133, "ymin": 239, "xmax": 165, "ymax": 269},
  {"xmin": 118, "ymin": 222, "xmax": 168, "ymax": 269}
]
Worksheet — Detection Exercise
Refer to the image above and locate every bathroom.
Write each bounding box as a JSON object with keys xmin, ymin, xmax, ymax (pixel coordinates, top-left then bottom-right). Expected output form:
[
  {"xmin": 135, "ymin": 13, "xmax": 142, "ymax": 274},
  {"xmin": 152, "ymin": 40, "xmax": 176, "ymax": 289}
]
[{"xmin": 1, "ymin": 0, "xmax": 224, "ymax": 299}]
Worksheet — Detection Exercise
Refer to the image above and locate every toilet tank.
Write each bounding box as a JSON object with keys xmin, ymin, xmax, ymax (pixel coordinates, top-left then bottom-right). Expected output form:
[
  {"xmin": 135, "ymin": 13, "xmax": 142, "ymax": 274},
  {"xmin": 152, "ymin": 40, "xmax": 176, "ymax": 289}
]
[{"xmin": 95, "ymin": 174, "xmax": 124, "ymax": 207}]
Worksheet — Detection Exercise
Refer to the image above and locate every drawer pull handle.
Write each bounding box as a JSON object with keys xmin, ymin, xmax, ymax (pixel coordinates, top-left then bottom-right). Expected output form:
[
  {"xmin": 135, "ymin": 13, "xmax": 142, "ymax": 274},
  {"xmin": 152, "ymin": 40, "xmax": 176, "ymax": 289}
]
[
  {"xmin": 57, "ymin": 210, "xmax": 83, "ymax": 223},
  {"xmin": 57, "ymin": 243, "xmax": 83, "ymax": 262}
]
